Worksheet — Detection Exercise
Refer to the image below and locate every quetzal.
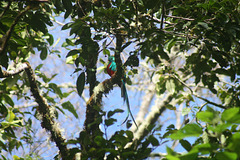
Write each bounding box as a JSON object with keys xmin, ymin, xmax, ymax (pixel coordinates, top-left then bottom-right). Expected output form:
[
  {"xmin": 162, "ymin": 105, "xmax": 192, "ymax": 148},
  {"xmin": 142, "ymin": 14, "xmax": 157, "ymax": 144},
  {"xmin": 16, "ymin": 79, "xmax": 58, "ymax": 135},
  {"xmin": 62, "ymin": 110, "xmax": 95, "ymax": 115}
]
[{"xmin": 107, "ymin": 56, "xmax": 138, "ymax": 128}]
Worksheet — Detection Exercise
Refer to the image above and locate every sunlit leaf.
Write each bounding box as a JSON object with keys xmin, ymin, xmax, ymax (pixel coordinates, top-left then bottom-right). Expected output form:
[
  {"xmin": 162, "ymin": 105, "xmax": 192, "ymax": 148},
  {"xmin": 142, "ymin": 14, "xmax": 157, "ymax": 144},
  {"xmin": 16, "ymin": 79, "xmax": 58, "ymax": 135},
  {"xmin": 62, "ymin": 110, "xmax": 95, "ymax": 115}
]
[
  {"xmin": 166, "ymin": 79, "xmax": 175, "ymax": 94},
  {"xmin": 168, "ymin": 124, "xmax": 203, "ymax": 140},
  {"xmin": 196, "ymin": 111, "xmax": 215, "ymax": 123},
  {"xmin": 222, "ymin": 108, "xmax": 240, "ymax": 123},
  {"xmin": 6, "ymin": 110, "xmax": 15, "ymax": 122}
]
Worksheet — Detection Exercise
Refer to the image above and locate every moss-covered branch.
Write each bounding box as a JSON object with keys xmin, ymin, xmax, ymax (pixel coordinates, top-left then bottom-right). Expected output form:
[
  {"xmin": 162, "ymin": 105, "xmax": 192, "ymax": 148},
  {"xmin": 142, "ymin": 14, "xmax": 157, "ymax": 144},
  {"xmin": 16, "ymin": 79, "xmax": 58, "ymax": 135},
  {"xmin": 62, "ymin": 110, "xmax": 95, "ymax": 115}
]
[
  {"xmin": 0, "ymin": 63, "xmax": 28, "ymax": 78},
  {"xmin": 0, "ymin": 62, "xmax": 69, "ymax": 159},
  {"xmin": 24, "ymin": 62, "xmax": 69, "ymax": 159}
]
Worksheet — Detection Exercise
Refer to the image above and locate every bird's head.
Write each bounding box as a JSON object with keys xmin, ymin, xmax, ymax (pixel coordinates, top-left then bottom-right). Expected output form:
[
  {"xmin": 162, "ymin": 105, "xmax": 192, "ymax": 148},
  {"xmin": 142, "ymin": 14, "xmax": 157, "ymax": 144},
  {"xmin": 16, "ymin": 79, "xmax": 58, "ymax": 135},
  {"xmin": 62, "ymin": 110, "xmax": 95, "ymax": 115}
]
[{"xmin": 108, "ymin": 56, "xmax": 115, "ymax": 62}]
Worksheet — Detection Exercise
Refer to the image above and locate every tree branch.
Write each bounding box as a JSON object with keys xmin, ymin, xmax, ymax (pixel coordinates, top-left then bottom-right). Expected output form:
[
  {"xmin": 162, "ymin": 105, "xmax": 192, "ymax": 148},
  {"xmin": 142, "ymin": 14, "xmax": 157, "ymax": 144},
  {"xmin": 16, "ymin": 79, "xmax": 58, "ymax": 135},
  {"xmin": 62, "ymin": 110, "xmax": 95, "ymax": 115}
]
[
  {"xmin": 81, "ymin": 30, "xmax": 124, "ymax": 158},
  {"xmin": 126, "ymin": 93, "xmax": 173, "ymax": 149},
  {"xmin": 1, "ymin": 62, "xmax": 69, "ymax": 159},
  {"xmin": 160, "ymin": 0, "xmax": 165, "ymax": 29},
  {"xmin": 24, "ymin": 62, "xmax": 69, "ymax": 159},
  {"xmin": 131, "ymin": 83, "xmax": 155, "ymax": 132},
  {"xmin": 83, "ymin": 32, "xmax": 124, "ymax": 131},
  {"xmin": 83, "ymin": 75, "xmax": 118, "ymax": 140},
  {"xmin": 0, "ymin": 63, "xmax": 28, "ymax": 78},
  {"xmin": 114, "ymin": 31, "xmax": 124, "ymax": 79}
]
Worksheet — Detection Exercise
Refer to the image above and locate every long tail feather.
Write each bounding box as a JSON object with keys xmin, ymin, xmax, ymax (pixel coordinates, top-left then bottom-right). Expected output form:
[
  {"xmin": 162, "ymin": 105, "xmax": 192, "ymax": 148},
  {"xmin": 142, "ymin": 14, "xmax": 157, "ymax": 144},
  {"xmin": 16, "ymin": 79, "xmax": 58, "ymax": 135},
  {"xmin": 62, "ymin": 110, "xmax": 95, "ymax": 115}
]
[{"xmin": 121, "ymin": 80, "xmax": 138, "ymax": 128}]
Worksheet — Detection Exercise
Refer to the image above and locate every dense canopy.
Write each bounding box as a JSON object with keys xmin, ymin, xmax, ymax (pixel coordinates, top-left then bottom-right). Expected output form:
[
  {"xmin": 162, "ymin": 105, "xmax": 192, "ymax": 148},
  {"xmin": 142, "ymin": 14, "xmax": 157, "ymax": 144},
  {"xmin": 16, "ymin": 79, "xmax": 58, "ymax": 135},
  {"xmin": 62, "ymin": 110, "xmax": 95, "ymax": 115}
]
[{"xmin": 0, "ymin": 0, "xmax": 240, "ymax": 159}]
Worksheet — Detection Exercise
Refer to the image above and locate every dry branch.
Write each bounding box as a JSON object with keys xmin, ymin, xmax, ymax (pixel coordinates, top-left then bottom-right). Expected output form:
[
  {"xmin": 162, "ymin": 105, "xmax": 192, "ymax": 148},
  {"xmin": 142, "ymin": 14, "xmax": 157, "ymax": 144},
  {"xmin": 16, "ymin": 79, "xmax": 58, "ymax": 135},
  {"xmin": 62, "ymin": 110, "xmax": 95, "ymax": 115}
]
[{"xmin": 126, "ymin": 93, "xmax": 173, "ymax": 149}]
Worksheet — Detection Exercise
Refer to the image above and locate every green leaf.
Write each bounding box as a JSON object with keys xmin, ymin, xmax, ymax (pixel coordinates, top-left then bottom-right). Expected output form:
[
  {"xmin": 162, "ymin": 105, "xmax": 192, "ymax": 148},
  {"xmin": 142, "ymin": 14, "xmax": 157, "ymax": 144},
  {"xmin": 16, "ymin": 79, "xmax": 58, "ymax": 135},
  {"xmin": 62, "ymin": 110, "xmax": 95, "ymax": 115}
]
[
  {"xmin": 166, "ymin": 79, "xmax": 175, "ymax": 94},
  {"xmin": 182, "ymin": 107, "xmax": 191, "ymax": 116},
  {"xmin": 1, "ymin": 120, "xmax": 22, "ymax": 128},
  {"xmin": 62, "ymin": 101, "xmax": 78, "ymax": 118},
  {"xmin": 45, "ymin": 33, "xmax": 54, "ymax": 46},
  {"xmin": 3, "ymin": 95, "xmax": 14, "ymax": 107},
  {"xmin": 207, "ymin": 123, "xmax": 231, "ymax": 134},
  {"xmin": 49, "ymin": 83, "xmax": 63, "ymax": 98},
  {"xmin": 66, "ymin": 38, "xmax": 75, "ymax": 46},
  {"xmin": 35, "ymin": 64, "xmax": 44, "ymax": 70},
  {"xmin": 62, "ymin": 0, "xmax": 72, "ymax": 18},
  {"xmin": 227, "ymin": 133, "xmax": 240, "ymax": 153},
  {"xmin": 102, "ymin": 39, "xmax": 107, "ymax": 49},
  {"xmin": 40, "ymin": 48, "xmax": 48, "ymax": 60},
  {"xmin": 64, "ymin": 139, "xmax": 79, "ymax": 145},
  {"xmin": 196, "ymin": 111, "xmax": 215, "ymax": 123},
  {"xmin": 216, "ymin": 151, "xmax": 238, "ymax": 160},
  {"xmin": 168, "ymin": 124, "xmax": 203, "ymax": 140},
  {"xmin": 148, "ymin": 135, "xmax": 159, "ymax": 146},
  {"xmin": 105, "ymin": 118, "xmax": 117, "ymax": 126},
  {"xmin": 121, "ymin": 41, "xmax": 132, "ymax": 52},
  {"xmin": 94, "ymin": 136, "xmax": 105, "ymax": 147},
  {"xmin": 221, "ymin": 108, "xmax": 240, "ymax": 123},
  {"xmin": 103, "ymin": 49, "xmax": 110, "ymax": 56},
  {"xmin": 179, "ymin": 149, "xmax": 198, "ymax": 160},
  {"xmin": 0, "ymin": 140, "xmax": 7, "ymax": 152},
  {"xmin": 158, "ymin": 47, "xmax": 169, "ymax": 60},
  {"xmin": 76, "ymin": 72, "xmax": 85, "ymax": 97},
  {"xmin": 191, "ymin": 143, "xmax": 212, "ymax": 155},
  {"xmin": 124, "ymin": 55, "xmax": 139, "ymax": 67},
  {"xmin": 179, "ymin": 139, "xmax": 192, "ymax": 151},
  {"xmin": 31, "ymin": 13, "xmax": 48, "ymax": 34},
  {"xmin": 166, "ymin": 39, "xmax": 177, "ymax": 53},
  {"xmin": 125, "ymin": 131, "xmax": 133, "ymax": 140},
  {"xmin": 62, "ymin": 22, "xmax": 73, "ymax": 30},
  {"xmin": 166, "ymin": 146, "xmax": 178, "ymax": 156},
  {"xmin": 197, "ymin": 22, "xmax": 210, "ymax": 29},
  {"xmin": 6, "ymin": 110, "xmax": 15, "ymax": 122},
  {"xmin": 66, "ymin": 49, "xmax": 80, "ymax": 58},
  {"xmin": 107, "ymin": 109, "xmax": 124, "ymax": 118},
  {"xmin": 165, "ymin": 155, "xmax": 180, "ymax": 160}
]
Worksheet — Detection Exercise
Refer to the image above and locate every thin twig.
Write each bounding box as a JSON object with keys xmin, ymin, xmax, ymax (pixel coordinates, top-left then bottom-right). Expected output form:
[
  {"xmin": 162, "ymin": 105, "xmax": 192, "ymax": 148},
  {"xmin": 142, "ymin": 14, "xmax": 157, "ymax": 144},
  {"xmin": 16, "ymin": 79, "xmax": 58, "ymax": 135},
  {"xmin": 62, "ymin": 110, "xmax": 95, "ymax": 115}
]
[
  {"xmin": 97, "ymin": 36, "xmax": 115, "ymax": 54},
  {"xmin": 50, "ymin": 17, "xmax": 64, "ymax": 26},
  {"xmin": 172, "ymin": 74, "xmax": 226, "ymax": 109},
  {"xmin": 160, "ymin": 0, "xmax": 165, "ymax": 29},
  {"xmin": 142, "ymin": 13, "xmax": 174, "ymax": 25},
  {"xmin": 165, "ymin": 15, "xmax": 195, "ymax": 21}
]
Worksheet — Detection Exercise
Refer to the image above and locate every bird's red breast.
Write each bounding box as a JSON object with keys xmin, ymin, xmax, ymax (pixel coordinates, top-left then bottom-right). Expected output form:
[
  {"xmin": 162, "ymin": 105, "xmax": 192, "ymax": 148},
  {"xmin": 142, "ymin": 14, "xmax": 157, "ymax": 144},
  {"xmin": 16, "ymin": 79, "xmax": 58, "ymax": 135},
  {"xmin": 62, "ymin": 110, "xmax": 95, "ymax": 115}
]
[{"xmin": 107, "ymin": 62, "xmax": 116, "ymax": 77}]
